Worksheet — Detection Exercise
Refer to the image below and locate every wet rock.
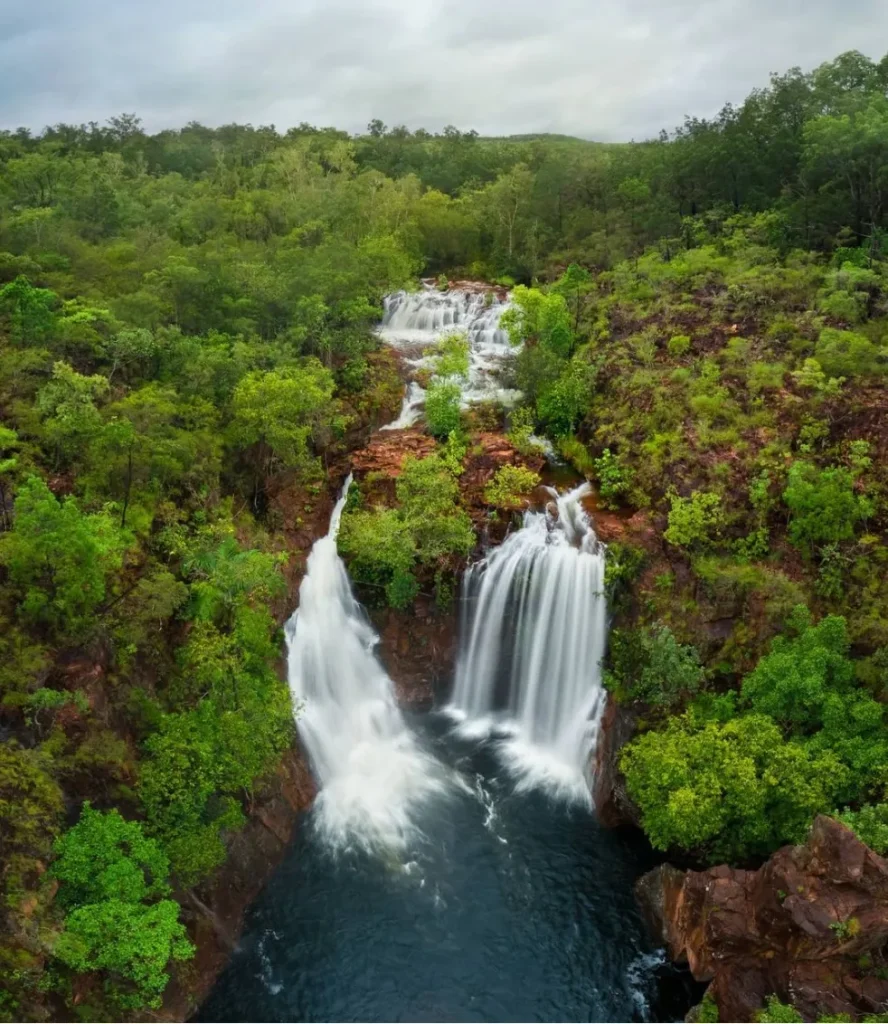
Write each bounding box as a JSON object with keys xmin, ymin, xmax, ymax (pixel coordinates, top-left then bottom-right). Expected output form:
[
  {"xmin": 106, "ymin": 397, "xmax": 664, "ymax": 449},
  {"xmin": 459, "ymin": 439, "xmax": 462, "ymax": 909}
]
[
  {"xmin": 593, "ymin": 699, "xmax": 641, "ymax": 828},
  {"xmin": 636, "ymin": 816, "xmax": 888, "ymax": 1021},
  {"xmin": 372, "ymin": 595, "xmax": 458, "ymax": 710}
]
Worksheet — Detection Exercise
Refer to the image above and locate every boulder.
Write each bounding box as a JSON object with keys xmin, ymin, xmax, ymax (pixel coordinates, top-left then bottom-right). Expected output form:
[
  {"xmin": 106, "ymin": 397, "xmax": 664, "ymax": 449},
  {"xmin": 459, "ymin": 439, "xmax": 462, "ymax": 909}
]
[{"xmin": 636, "ymin": 817, "xmax": 888, "ymax": 1021}]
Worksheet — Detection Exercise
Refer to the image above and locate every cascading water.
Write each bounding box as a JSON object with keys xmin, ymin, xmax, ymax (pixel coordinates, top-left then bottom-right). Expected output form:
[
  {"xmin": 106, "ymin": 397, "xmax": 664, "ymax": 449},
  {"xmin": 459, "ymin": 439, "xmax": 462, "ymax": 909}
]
[
  {"xmin": 450, "ymin": 483, "xmax": 608, "ymax": 801},
  {"xmin": 285, "ymin": 475, "xmax": 449, "ymax": 851},
  {"xmin": 379, "ymin": 283, "xmax": 520, "ymax": 410}
]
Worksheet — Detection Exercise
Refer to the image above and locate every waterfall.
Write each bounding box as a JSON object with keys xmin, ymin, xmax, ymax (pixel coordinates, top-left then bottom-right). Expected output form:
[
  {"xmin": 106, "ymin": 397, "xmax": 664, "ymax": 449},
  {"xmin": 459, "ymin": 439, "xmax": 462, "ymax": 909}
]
[
  {"xmin": 449, "ymin": 483, "xmax": 608, "ymax": 801},
  {"xmin": 285, "ymin": 476, "xmax": 449, "ymax": 851},
  {"xmin": 379, "ymin": 283, "xmax": 520, "ymax": 407},
  {"xmin": 380, "ymin": 380, "xmax": 425, "ymax": 431}
]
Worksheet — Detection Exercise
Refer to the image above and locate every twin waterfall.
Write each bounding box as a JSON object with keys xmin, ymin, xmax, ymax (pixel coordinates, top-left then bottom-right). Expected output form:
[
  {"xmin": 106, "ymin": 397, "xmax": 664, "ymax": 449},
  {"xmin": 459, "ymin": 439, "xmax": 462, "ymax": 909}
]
[{"xmin": 287, "ymin": 286, "xmax": 609, "ymax": 850}]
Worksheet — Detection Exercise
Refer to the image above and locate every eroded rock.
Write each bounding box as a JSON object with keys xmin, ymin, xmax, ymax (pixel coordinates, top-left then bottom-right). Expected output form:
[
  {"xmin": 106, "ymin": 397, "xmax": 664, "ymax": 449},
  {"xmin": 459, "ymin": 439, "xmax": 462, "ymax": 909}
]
[{"xmin": 636, "ymin": 816, "xmax": 888, "ymax": 1021}]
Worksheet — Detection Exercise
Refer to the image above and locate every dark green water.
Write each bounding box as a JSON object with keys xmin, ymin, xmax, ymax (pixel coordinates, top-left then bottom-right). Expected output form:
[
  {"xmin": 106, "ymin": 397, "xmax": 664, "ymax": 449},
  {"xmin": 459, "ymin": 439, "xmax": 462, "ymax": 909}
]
[{"xmin": 197, "ymin": 716, "xmax": 698, "ymax": 1023}]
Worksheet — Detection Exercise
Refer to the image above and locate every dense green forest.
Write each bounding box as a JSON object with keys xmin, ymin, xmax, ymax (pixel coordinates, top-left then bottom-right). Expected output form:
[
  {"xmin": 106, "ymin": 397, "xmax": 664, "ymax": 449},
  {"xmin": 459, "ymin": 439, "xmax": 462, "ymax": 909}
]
[{"xmin": 1, "ymin": 47, "xmax": 888, "ymax": 1020}]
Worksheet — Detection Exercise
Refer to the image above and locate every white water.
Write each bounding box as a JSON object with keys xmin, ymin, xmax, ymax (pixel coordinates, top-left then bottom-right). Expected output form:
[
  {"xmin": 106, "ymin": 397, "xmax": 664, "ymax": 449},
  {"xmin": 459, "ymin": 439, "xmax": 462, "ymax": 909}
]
[
  {"xmin": 380, "ymin": 380, "xmax": 425, "ymax": 431},
  {"xmin": 449, "ymin": 483, "xmax": 608, "ymax": 801},
  {"xmin": 285, "ymin": 476, "xmax": 450, "ymax": 852},
  {"xmin": 379, "ymin": 283, "xmax": 520, "ymax": 408}
]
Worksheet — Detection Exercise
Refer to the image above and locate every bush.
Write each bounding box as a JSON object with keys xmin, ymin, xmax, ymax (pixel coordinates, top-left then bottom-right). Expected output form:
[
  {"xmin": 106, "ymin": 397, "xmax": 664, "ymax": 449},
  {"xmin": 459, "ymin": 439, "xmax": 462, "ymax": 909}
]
[
  {"xmin": 483, "ymin": 464, "xmax": 539, "ymax": 508},
  {"xmin": 664, "ymin": 490, "xmax": 724, "ymax": 549},
  {"xmin": 424, "ymin": 380, "xmax": 462, "ymax": 438},
  {"xmin": 606, "ymin": 625, "xmax": 703, "ymax": 709},
  {"xmin": 667, "ymin": 334, "xmax": 691, "ymax": 357},
  {"xmin": 593, "ymin": 448, "xmax": 630, "ymax": 509},
  {"xmin": 814, "ymin": 328, "xmax": 885, "ymax": 378},
  {"xmin": 840, "ymin": 802, "xmax": 888, "ymax": 855},
  {"xmin": 783, "ymin": 462, "xmax": 873, "ymax": 554}
]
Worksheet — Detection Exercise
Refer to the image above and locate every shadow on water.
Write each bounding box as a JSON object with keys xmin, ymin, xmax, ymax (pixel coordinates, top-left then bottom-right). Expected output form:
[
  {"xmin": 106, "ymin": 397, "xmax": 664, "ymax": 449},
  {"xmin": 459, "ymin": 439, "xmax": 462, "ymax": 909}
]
[{"xmin": 195, "ymin": 713, "xmax": 701, "ymax": 1024}]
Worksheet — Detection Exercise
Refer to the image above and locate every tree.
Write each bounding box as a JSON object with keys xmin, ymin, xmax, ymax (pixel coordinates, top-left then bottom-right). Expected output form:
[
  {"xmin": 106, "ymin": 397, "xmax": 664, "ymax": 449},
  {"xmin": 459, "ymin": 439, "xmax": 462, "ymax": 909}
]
[
  {"xmin": 622, "ymin": 713, "xmax": 846, "ymax": 860},
  {"xmin": 783, "ymin": 461, "xmax": 872, "ymax": 554},
  {"xmin": 0, "ymin": 275, "xmax": 57, "ymax": 345},
  {"xmin": 37, "ymin": 361, "xmax": 109, "ymax": 467},
  {"xmin": 606, "ymin": 626, "xmax": 704, "ymax": 709},
  {"xmin": 0, "ymin": 476, "xmax": 127, "ymax": 634},
  {"xmin": 230, "ymin": 361, "xmax": 336, "ymax": 484}
]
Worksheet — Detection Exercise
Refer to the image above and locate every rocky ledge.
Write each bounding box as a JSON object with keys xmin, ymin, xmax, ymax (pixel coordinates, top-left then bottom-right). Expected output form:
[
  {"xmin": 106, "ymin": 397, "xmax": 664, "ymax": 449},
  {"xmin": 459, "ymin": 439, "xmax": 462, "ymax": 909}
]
[{"xmin": 636, "ymin": 816, "xmax": 888, "ymax": 1022}]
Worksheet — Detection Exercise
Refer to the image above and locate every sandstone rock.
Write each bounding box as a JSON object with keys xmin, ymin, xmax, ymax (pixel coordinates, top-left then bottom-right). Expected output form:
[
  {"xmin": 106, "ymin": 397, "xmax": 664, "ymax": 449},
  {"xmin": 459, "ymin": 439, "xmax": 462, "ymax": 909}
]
[
  {"xmin": 636, "ymin": 816, "xmax": 888, "ymax": 1021},
  {"xmin": 593, "ymin": 698, "xmax": 642, "ymax": 828}
]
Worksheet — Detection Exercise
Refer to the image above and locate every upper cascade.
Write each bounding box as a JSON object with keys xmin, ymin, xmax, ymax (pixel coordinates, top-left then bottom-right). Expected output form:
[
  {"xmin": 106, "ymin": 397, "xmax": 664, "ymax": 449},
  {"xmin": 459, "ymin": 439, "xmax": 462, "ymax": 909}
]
[
  {"xmin": 449, "ymin": 483, "xmax": 608, "ymax": 801},
  {"xmin": 378, "ymin": 282, "xmax": 518, "ymax": 415},
  {"xmin": 285, "ymin": 476, "xmax": 450, "ymax": 852}
]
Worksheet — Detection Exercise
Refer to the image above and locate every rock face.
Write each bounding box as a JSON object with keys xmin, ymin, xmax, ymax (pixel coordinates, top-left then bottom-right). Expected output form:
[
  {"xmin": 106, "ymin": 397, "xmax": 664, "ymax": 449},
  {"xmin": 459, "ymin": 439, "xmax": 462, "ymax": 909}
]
[
  {"xmin": 592, "ymin": 699, "xmax": 641, "ymax": 828},
  {"xmin": 636, "ymin": 816, "xmax": 888, "ymax": 1022},
  {"xmin": 162, "ymin": 749, "xmax": 316, "ymax": 1020}
]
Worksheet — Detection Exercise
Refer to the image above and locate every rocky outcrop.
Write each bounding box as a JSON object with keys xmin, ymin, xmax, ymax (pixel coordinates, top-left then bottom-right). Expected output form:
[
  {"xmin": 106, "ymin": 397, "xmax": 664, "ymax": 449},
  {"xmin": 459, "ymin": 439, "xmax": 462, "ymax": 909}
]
[
  {"xmin": 373, "ymin": 595, "xmax": 459, "ymax": 710},
  {"xmin": 592, "ymin": 699, "xmax": 641, "ymax": 827},
  {"xmin": 636, "ymin": 816, "xmax": 888, "ymax": 1022}
]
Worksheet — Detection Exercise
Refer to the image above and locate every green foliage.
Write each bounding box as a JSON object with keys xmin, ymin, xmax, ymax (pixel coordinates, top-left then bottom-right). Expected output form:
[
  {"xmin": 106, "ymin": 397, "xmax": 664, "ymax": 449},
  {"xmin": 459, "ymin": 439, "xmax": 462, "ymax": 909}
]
[
  {"xmin": 500, "ymin": 286, "xmax": 573, "ymax": 357},
  {"xmin": 593, "ymin": 448, "xmax": 630, "ymax": 509},
  {"xmin": 755, "ymin": 996, "xmax": 804, "ymax": 1023},
  {"xmin": 664, "ymin": 491, "xmax": 724, "ymax": 550},
  {"xmin": 606, "ymin": 626, "xmax": 704, "ymax": 709},
  {"xmin": 424, "ymin": 379, "xmax": 463, "ymax": 438},
  {"xmin": 52, "ymin": 804, "xmax": 192, "ymax": 1010},
  {"xmin": 433, "ymin": 332, "xmax": 470, "ymax": 378},
  {"xmin": 396, "ymin": 455, "xmax": 475, "ymax": 562},
  {"xmin": 0, "ymin": 743, "xmax": 63, "ymax": 904},
  {"xmin": 53, "ymin": 803, "xmax": 171, "ymax": 907},
  {"xmin": 741, "ymin": 609, "xmax": 855, "ymax": 729},
  {"xmin": 230, "ymin": 361, "xmax": 336, "ymax": 477},
  {"xmin": 483, "ymin": 464, "xmax": 539, "ymax": 508},
  {"xmin": 340, "ymin": 454, "xmax": 474, "ymax": 608},
  {"xmin": 667, "ymin": 334, "xmax": 691, "ymax": 357},
  {"xmin": 54, "ymin": 900, "xmax": 193, "ymax": 1011},
  {"xmin": 815, "ymin": 328, "xmax": 886, "ymax": 378},
  {"xmin": 339, "ymin": 508, "xmax": 417, "ymax": 608},
  {"xmin": 840, "ymin": 802, "xmax": 888, "ymax": 854},
  {"xmin": 783, "ymin": 462, "xmax": 873, "ymax": 554},
  {"xmin": 622, "ymin": 713, "xmax": 846, "ymax": 860},
  {"xmin": 0, "ymin": 476, "xmax": 127, "ymax": 635}
]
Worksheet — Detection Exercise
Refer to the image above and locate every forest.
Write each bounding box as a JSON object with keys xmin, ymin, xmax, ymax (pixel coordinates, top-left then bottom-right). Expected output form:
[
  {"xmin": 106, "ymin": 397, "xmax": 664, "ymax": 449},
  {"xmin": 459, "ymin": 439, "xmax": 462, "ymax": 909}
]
[{"xmin": 1, "ymin": 46, "xmax": 888, "ymax": 1021}]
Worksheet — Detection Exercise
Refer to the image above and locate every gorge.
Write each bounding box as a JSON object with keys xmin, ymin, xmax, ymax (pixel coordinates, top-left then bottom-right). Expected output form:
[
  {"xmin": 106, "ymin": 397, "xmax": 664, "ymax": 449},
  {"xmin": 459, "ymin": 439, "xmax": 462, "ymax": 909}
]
[{"xmin": 196, "ymin": 285, "xmax": 696, "ymax": 1023}]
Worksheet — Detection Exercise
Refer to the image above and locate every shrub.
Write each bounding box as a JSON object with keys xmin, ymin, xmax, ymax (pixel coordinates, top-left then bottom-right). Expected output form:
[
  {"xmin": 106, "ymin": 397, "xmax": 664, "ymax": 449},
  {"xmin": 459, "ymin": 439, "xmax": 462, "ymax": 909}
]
[
  {"xmin": 664, "ymin": 490, "xmax": 724, "ymax": 549},
  {"xmin": 783, "ymin": 462, "xmax": 873, "ymax": 554},
  {"xmin": 667, "ymin": 334, "xmax": 691, "ymax": 357},
  {"xmin": 433, "ymin": 332, "xmax": 470, "ymax": 378},
  {"xmin": 840, "ymin": 802, "xmax": 888, "ymax": 855},
  {"xmin": 593, "ymin": 448, "xmax": 630, "ymax": 509},
  {"xmin": 606, "ymin": 625, "xmax": 704, "ymax": 709},
  {"xmin": 815, "ymin": 328, "xmax": 885, "ymax": 378},
  {"xmin": 424, "ymin": 380, "xmax": 462, "ymax": 438},
  {"xmin": 483, "ymin": 464, "xmax": 539, "ymax": 508}
]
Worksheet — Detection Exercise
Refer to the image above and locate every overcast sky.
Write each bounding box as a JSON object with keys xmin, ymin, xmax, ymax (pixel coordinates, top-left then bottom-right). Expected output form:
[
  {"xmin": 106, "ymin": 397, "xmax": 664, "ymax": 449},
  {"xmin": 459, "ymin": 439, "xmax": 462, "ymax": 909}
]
[{"xmin": 1, "ymin": 0, "xmax": 886, "ymax": 141}]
